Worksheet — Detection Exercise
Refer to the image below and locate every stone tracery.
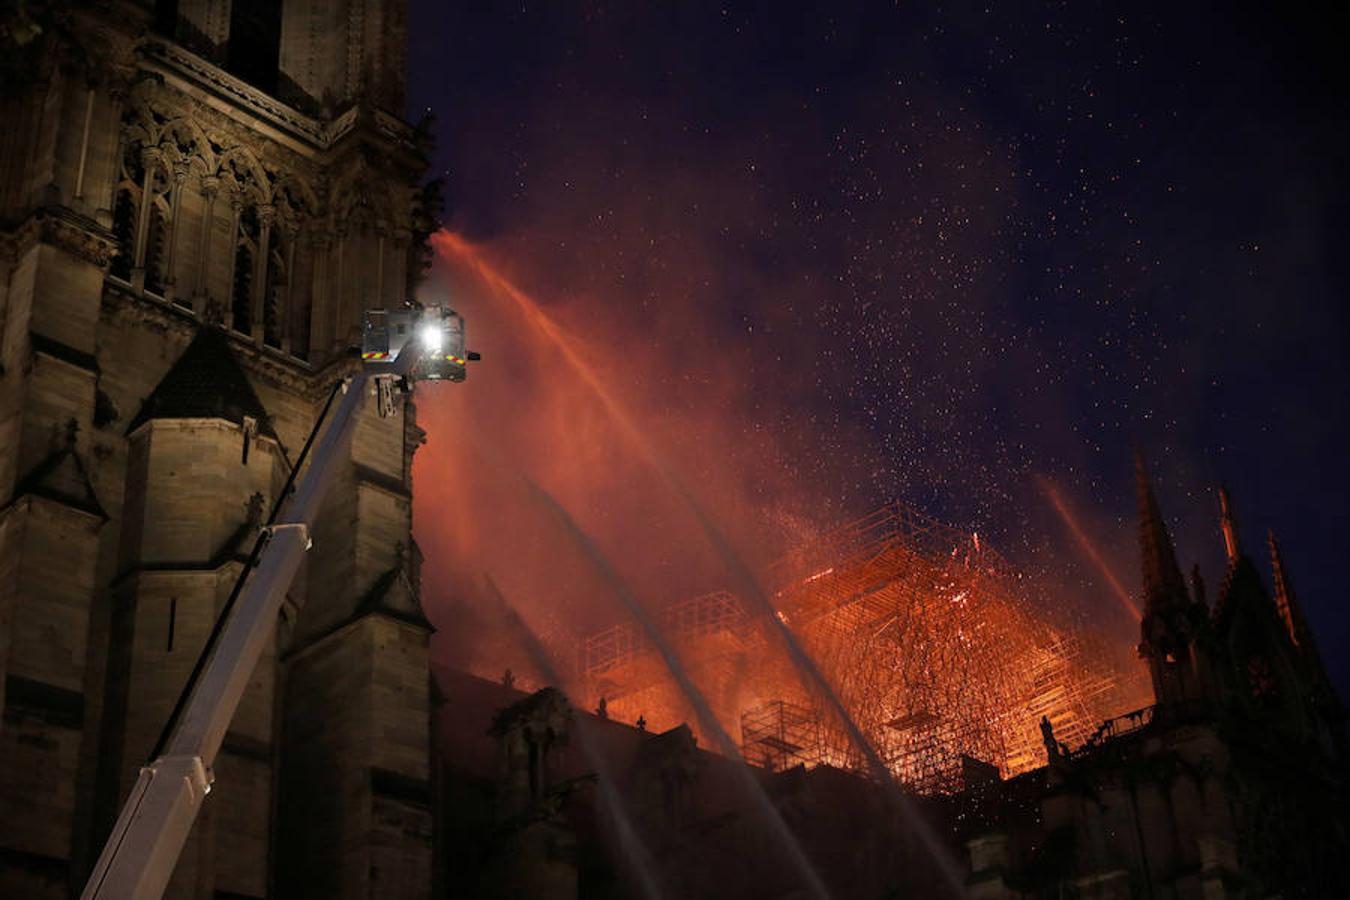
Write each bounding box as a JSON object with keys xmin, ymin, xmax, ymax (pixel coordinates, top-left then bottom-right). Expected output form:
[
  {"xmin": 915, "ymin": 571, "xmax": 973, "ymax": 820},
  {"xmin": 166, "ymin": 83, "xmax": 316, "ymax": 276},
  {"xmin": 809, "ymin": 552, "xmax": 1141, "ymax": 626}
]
[{"xmin": 112, "ymin": 75, "xmax": 325, "ymax": 356}]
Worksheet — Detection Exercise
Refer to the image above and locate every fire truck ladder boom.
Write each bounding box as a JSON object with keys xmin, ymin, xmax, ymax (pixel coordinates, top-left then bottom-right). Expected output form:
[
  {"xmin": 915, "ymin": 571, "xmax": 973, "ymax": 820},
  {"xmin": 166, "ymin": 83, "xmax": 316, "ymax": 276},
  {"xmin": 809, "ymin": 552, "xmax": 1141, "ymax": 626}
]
[{"xmin": 80, "ymin": 342, "xmax": 426, "ymax": 900}]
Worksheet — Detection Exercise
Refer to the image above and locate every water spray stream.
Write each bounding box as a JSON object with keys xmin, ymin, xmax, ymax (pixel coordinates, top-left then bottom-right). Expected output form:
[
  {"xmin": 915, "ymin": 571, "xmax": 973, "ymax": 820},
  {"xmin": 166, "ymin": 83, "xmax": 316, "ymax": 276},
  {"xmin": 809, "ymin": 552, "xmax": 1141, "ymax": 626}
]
[
  {"xmin": 1037, "ymin": 475, "xmax": 1141, "ymax": 621},
  {"xmin": 679, "ymin": 499, "xmax": 966, "ymax": 894},
  {"xmin": 481, "ymin": 577, "xmax": 665, "ymax": 900},
  {"xmin": 452, "ymin": 426, "xmax": 831, "ymax": 899},
  {"xmin": 514, "ymin": 475, "xmax": 834, "ymax": 900},
  {"xmin": 438, "ymin": 229, "xmax": 966, "ymax": 893}
]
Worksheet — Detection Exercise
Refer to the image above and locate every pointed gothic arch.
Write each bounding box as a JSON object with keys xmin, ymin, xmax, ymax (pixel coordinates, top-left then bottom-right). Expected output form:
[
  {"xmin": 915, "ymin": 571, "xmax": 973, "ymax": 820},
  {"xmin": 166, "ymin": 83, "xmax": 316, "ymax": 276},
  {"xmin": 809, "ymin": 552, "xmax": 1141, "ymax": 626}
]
[
  {"xmin": 159, "ymin": 116, "xmax": 214, "ymax": 173},
  {"xmin": 217, "ymin": 145, "xmax": 272, "ymax": 205}
]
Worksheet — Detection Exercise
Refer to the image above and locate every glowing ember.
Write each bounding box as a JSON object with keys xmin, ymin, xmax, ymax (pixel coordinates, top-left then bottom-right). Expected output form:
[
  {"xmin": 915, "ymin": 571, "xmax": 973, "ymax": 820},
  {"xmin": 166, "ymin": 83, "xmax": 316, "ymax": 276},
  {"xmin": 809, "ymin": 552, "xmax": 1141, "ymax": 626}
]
[{"xmin": 581, "ymin": 500, "xmax": 1151, "ymax": 794}]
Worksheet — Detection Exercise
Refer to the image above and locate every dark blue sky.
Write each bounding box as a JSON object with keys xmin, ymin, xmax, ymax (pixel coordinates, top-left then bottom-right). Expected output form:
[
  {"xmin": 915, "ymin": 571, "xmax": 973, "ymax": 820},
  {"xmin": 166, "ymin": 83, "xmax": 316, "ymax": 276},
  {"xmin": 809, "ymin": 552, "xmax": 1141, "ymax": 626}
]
[{"xmin": 407, "ymin": 2, "xmax": 1349, "ymax": 693}]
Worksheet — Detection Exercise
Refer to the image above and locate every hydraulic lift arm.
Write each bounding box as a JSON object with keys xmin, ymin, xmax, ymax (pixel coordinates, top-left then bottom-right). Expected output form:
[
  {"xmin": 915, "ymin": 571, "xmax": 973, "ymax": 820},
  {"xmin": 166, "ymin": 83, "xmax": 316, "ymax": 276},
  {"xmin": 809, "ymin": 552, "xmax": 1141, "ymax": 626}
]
[{"xmin": 79, "ymin": 330, "xmax": 435, "ymax": 900}]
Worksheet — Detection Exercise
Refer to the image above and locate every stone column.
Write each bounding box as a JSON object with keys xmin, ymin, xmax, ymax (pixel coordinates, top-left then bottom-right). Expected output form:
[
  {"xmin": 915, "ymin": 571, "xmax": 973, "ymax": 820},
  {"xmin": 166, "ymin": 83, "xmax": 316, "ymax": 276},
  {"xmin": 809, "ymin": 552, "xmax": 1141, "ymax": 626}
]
[
  {"xmin": 72, "ymin": 86, "xmax": 96, "ymax": 203},
  {"xmin": 307, "ymin": 228, "xmax": 333, "ymax": 362},
  {"xmin": 165, "ymin": 162, "xmax": 190, "ymax": 304},
  {"xmin": 193, "ymin": 175, "xmax": 221, "ymax": 314},
  {"xmin": 390, "ymin": 226, "xmax": 411, "ymax": 305},
  {"xmin": 280, "ymin": 224, "xmax": 297, "ymax": 352},
  {"xmin": 331, "ymin": 230, "xmax": 347, "ymax": 354},
  {"xmin": 131, "ymin": 148, "xmax": 158, "ymax": 289},
  {"xmin": 251, "ymin": 204, "xmax": 274, "ymax": 344},
  {"xmin": 374, "ymin": 227, "xmax": 387, "ymax": 307},
  {"xmin": 227, "ymin": 193, "xmax": 244, "ymax": 331}
]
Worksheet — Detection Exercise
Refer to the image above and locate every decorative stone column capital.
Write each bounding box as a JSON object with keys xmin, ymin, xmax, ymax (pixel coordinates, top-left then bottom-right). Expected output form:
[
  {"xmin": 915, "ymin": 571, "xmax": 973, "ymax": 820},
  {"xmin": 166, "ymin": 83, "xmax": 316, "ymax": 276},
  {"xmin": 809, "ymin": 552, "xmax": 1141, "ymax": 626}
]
[
  {"xmin": 256, "ymin": 204, "xmax": 277, "ymax": 228},
  {"xmin": 200, "ymin": 175, "xmax": 221, "ymax": 198}
]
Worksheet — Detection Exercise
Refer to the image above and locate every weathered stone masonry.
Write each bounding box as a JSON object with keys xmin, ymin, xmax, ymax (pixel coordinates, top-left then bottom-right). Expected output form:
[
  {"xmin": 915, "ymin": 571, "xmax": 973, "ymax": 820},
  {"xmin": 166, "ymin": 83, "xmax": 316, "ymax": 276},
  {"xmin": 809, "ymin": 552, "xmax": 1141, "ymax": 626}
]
[{"xmin": 1, "ymin": 3, "xmax": 433, "ymax": 898}]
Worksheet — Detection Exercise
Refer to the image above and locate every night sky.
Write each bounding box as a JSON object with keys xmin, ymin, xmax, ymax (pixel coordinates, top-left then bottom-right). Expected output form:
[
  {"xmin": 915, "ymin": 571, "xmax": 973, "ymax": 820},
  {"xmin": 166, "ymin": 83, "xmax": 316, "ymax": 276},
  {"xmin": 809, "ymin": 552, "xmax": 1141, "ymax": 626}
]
[{"xmin": 404, "ymin": 2, "xmax": 1349, "ymax": 696}]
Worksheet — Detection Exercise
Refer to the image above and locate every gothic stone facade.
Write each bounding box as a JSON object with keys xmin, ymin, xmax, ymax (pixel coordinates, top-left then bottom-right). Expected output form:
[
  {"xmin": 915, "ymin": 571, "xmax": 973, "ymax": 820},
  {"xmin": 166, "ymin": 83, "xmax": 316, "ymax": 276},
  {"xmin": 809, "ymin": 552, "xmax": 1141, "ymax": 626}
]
[
  {"xmin": 0, "ymin": 3, "xmax": 434, "ymax": 898},
  {"xmin": 963, "ymin": 464, "xmax": 1347, "ymax": 899}
]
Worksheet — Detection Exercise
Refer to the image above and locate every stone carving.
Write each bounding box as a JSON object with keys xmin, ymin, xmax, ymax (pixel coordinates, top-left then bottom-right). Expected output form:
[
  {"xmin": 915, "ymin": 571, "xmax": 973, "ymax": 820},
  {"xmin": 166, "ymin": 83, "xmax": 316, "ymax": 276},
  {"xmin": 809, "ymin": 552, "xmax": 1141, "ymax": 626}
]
[{"xmin": 39, "ymin": 207, "xmax": 119, "ymax": 268}]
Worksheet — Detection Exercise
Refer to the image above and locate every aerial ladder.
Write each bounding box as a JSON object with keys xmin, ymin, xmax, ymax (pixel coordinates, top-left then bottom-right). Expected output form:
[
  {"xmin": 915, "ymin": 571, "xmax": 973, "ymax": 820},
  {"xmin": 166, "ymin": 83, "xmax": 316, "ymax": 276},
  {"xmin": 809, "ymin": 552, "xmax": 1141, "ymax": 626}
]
[{"xmin": 80, "ymin": 304, "xmax": 477, "ymax": 900}]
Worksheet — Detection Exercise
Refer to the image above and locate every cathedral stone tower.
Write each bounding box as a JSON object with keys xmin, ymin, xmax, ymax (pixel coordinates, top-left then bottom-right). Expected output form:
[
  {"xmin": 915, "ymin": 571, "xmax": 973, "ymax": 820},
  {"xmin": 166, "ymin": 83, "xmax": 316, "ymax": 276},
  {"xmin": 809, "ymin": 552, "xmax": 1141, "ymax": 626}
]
[{"xmin": 0, "ymin": 3, "xmax": 434, "ymax": 898}]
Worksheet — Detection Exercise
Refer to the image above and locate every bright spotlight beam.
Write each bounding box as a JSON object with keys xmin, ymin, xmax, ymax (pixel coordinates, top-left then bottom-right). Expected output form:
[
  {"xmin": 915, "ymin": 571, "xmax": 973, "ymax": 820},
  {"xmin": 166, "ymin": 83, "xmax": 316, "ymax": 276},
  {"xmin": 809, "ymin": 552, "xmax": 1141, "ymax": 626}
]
[{"xmin": 420, "ymin": 321, "xmax": 443, "ymax": 352}]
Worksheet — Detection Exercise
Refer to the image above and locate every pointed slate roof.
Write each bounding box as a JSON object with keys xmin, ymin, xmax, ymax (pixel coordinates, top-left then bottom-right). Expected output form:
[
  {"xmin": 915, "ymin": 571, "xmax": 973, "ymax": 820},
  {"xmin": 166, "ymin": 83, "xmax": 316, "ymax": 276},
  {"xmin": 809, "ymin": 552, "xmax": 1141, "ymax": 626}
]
[
  {"xmin": 1135, "ymin": 451, "xmax": 1189, "ymax": 614},
  {"xmin": 127, "ymin": 327, "xmax": 274, "ymax": 436}
]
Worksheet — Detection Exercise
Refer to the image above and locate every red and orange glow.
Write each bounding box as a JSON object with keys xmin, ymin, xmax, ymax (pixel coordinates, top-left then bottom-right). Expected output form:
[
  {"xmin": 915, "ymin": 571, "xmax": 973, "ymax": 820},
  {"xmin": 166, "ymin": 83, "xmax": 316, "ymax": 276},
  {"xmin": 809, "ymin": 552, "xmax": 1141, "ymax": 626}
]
[
  {"xmin": 415, "ymin": 229, "xmax": 838, "ymax": 677},
  {"xmin": 582, "ymin": 501, "xmax": 1152, "ymax": 792},
  {"xmin": 414, "ymin": 231, "xmax": 1152, "ymax": 792}
]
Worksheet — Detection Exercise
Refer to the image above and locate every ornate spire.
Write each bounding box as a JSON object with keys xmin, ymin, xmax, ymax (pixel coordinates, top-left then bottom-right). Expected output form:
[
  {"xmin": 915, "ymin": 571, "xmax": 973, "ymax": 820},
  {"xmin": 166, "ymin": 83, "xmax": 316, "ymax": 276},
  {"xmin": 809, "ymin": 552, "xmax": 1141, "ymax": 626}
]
[
  {"xmin": 1135, "ymin": 450, "xmax": 1189, "ymax": 613},
  {"xmin": 1268, "ymin": 530, "xmax": 1304, "ymax": 648},
  {"xmin": 1266, "ymin": 532, "xmax": 1335, "ymax": 711},
  {"xmin": 1218, "ymin": 486, "xmax": 1241, "ymax": 564}
]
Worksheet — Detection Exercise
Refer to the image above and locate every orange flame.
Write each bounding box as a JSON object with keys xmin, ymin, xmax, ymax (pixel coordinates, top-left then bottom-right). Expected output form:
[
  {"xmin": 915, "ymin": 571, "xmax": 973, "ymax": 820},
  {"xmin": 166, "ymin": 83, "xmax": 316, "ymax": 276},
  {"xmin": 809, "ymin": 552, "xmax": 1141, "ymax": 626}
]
[{"xmin": 417, "ymin": 231, "xmax": 1152, "ymax": 790}]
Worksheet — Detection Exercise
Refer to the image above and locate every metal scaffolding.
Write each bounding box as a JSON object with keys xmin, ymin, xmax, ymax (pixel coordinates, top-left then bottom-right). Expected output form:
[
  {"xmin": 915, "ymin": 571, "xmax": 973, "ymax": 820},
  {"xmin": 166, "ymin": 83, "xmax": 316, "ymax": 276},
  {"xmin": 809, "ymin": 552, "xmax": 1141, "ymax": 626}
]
[
  {"xmin": 741, "ymin": 700, "xmax": 824, "ymax": 773},
  {"xmin": 580, "ymin": 590, "xmax": 754, "ymax": 715},
  {"xmin": 580, "ymin": 501, "xmax": 1151, "ymax": 794}
]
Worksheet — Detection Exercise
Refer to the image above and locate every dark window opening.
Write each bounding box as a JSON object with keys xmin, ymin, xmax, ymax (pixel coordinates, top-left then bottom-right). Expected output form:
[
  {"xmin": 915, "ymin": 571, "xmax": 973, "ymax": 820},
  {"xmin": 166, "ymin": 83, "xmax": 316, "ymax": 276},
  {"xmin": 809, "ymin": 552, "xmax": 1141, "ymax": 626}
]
[
  {"xmin": 232, "ymin": 206, "xmax": 258, "ymax": 335},
  {"xmin": 291, "ymin": 289, "xmax": 311, "ymax": 360},
  {"xmin": 109, "ymin": 189, "xmax": 136, "ymax": 281},
  {"xmin": 143, "ymin": 203, "xmax": 167, "ymax": 295},
  {"xmin": 263, "ymin": 239, "xmax": 286, "ymax": 348},
  {"xmin": 167, "ymin": 598, "xmax": 177, "ymax": 652},
  {"xmin": 226, "ymin": 0, "xmax": 283, "ymax": 96},
  {"xmin": 231, "ymin": 244, "xmax": 253, "ymax": 333}
]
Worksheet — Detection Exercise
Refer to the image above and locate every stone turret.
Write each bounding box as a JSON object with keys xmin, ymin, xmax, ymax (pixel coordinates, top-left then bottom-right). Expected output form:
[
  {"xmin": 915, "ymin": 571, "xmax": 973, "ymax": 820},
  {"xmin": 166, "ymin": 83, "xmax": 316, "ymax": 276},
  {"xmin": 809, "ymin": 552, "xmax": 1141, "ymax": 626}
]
[
  {"xmin": 1206, "ymin": 490, "xmax": 1319, "ymax": 741},
  {"xmin": 630, "ymin": 723, "xmax": 701, "ymax": 844},
  {"xmin": 1137, "ymin": 453, "xmax": 1190, "ymax": 611},
  {"xmin": 1135, "ymin": 452, "xmax": 1210, "ymax": 709},
  {"xmin": 483, "ymin": 688, "xmax": 578, "ymax": 900},
  {"xmin": 100, "ymin": 325, "xmax": 285, "ymax": 896}
]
